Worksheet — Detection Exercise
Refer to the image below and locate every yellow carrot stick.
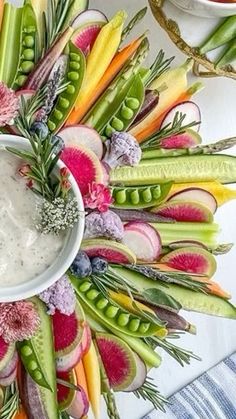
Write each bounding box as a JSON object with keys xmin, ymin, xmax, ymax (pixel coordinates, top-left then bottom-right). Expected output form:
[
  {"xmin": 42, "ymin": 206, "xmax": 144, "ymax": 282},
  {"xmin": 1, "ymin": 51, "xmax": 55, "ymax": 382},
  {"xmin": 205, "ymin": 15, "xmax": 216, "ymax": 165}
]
[
  {"xmin": 67, "ymin": 10, "xmax": 127, "ymax": 125},
  {"xmin": 0, "ymin": 0, "xmax": 4, "ymax": 32},
  {"xmin": 83, "ymin": 341, "xmax": 101, "ymax": 419}
]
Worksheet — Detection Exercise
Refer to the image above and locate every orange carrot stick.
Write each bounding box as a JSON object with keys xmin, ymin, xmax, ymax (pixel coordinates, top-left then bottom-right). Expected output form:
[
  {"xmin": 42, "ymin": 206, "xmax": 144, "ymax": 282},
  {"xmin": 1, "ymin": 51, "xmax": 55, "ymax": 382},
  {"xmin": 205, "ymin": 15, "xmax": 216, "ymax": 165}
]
[
  {"xmin": 13, "ymin": 408, "xmax": 28, "ymax": 419},
  {"xmin": 66, "ymin": 35, "xmax": 145, "ymax": 125},
  {"xmin": 74, "ymin": 360, "xmax": 89, "ymax": 401}
]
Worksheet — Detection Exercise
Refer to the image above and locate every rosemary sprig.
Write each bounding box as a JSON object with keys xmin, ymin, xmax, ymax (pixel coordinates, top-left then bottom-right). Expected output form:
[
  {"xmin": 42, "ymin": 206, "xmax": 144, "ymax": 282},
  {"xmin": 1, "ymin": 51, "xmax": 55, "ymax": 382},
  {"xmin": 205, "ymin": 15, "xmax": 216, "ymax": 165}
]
[
  {"xmin": 141, "ymin": 112, "xmax": 200, "ymax": 150},
  {"xmin": 145, "ymin": 336, "xmax": 201, "ymax": 366},
  {"xmin": 145, "ymin": 50, "xmax": 175, "ymax": 87},
  {"xmin": 121, "ymin": 7, "xmax": 148, "ymax": 42},
  {"xmin": 0, "ymin": 383, "xmax": 20, "ymax": 419},
  {"xmin": 133, "ymin": 378, "xmax": 169, "ymax": 412},
  {"xmin": 43, "ymin": 0, "xmax": 75, "ymax": 52}
]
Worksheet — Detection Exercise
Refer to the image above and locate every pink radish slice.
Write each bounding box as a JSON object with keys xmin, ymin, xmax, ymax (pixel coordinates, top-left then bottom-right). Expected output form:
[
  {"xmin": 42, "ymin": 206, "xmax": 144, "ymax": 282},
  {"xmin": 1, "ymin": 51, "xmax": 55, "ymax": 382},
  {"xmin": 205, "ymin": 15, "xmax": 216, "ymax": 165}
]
[
  {"xmin": 71, "ymin": 9, "xmax": 108, "ymax": 29},
  {"xmin": 168, "ymin": 188, "xmax": 217, "ymax": 213},
  {"xmin": 67, "ymin": 385, "xmax": 89, "ymax": 418},
  {"xmin": 56, "ymin": 343, "xmax": 83, "ymax": 373},
  {"xmin": 160, "ymin": 129, "xmax": 202, "ymax": 149},
  {"xmin": 72, "ymin": 23, "xmax": 104, "ymax": 55},
  {"xmin": 160, "ymin": 101, "xmax": 201, "ymax": 132},
  {"xmin": 123, "ymin": 353, "xmax": 147, "ymax": 392},
  {"xmin": 123, "ymin": 222, "xmax": 162, "ymax": 262},
  {"xmin": 58, "ymin": 125, "xmax": 103, "ymax": 160}
]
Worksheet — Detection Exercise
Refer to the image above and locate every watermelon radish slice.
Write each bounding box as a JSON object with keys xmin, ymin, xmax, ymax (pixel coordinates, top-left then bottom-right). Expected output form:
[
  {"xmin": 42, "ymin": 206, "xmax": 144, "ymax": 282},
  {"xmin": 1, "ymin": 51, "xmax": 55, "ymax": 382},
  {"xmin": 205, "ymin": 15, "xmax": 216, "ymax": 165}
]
[
  {"xmin": 58, "ymin": 125, "xmax": 103, "ymax": 159},
  {"xmin": 71, "ymin": 22, "xmax": 105, "ymax": 55},
  {"xmin": 71, "ymin": 9, "xmax": 108, "ymax": 30},
  {"xmin": 168, "ymin": 188, "xmax": 217, "ymax": 214},
  {"xmin": 160, "ymin": 101, "xmax": 201, "ymax": 132},
  {"xmin": 82, "ymin": 239, "xmax": 136, "ymax": 264},
  {"xmin": 52, "ymin": 303, "xmax": 84, "ymax": 357},
  {"xmin": 168, "ymin": 240, "xmax": 208, "ymax": 251},
  {"xmin": 57, "ymin": 370, "xmax": 76, "ymax": 410},
  {"xmin": 96, "ymin": 333, "xmax": 146, "ymax": 392},
  {"xmin": 56, "ymin": 343, "xmax": 82, "ymax": 373},
  {"xmin": 160, "ymin": 129, "xmax": 202, "ymax": 149},
  {"xmin": 123, "ymin": 222, "xmax": 162, "ymax": 262},
  {"xmin": 152, "ymin": 201, "xmax": 213, "ymax": 223},
  {"xmin": 0, "ymin": 337, "xmax": 15, "ymax": 372},
  {"xmin": 161, "ymin": 247, "xmax": 217, "ymax": 276},
  {"xmin": 60, "ymin": 146, "xmax": 104, "ymax": 196}
]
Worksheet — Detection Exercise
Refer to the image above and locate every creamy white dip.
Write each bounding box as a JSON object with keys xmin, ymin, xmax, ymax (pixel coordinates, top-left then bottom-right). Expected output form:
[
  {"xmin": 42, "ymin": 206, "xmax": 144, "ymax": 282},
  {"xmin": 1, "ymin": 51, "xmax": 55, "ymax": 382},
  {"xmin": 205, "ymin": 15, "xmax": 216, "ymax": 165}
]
[{"xmin": 0, "ymin": 151, "xmax": 65, "ymax": 287}]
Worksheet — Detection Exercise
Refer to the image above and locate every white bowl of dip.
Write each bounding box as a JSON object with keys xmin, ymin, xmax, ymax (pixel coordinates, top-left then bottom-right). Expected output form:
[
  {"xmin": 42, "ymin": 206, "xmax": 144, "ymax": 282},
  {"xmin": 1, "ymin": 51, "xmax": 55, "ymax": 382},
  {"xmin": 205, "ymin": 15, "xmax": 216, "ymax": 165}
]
[
  {"xmin": 169, "ymin": 0, "xmax": 236, "ymax": 17},
  {"xmin": 0, "ymin": 134, "xmax": 85, "ymax": 302}
]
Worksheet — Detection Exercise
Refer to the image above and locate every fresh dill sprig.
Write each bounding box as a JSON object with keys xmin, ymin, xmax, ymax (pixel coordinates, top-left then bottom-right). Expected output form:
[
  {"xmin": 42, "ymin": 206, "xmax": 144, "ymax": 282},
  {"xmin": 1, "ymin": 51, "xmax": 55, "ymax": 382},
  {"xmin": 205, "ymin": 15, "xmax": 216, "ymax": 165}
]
[
  {"xmin": 0, "ymin": 383, "xmax": 20, "ymax": 419},
  {"xmin": 133, "ymin": 378, "xmax": 169, "ymax": 412},
  {"xmin": 145, "ymin": 50, "xmax": 175, "ymax": 87},
  {"xmin": 141, "ymin": 112, "xmax": 200, "ymax": 150}
]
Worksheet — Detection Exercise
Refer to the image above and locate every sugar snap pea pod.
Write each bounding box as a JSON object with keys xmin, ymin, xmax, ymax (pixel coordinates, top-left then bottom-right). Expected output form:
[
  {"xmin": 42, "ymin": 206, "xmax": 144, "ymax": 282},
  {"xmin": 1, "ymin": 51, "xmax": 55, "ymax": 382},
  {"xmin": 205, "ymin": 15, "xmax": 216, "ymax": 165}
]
[
  {"xmin": 0, "ymin": 3, "xmax": 23, "ymax": 85},
  {"xmin": 110, "ymin": 181, "xmax": 173, "ymax": 209},
  {"xmin": 83, "ymin": 38, "xmax": 149, "ymax": 131},
  {"xmin": 12, "ymin": 3, "xmax": 38, "ymax": 89},
  {"xmin": 70, "ymin": 274, "xmax": 165, "ymax": 338},
  {"xmin": 215, "ymin": 39, "xmax": 236, "ymax": 69},
  {"xmin": 199, "ymin": 16, "xmax": 236, "ymax": 55},
  {"xmin": 47, "ymin": 42, "xmax": 86, "ymax": 133},
  {"xmin": 17, "ymin": 340, "xmax": 52, "ymax": 390},
  {"xmin": 101, "ymin": 74, "xmax": 145, "ymax": 138}
]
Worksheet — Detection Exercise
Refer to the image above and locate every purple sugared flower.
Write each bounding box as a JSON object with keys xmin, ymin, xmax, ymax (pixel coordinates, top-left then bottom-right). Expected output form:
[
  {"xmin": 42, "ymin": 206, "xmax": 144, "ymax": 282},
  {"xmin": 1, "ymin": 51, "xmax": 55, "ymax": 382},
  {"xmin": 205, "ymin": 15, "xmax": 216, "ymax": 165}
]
[{"xmin": 39, "ymin": 275, "xmax": 76, "ymax": 316}]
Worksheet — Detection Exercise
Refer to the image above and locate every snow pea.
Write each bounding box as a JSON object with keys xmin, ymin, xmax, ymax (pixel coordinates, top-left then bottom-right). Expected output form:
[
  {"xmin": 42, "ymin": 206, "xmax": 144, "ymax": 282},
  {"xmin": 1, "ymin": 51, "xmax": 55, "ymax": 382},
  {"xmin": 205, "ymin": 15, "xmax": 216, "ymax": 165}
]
[
  {"xmin": 215, "ymin": 39, "xmax": 236, "ymax": 68},
  {"xmin": 102, "ymin": 74, "xmax": 144, "ymax": 138},
  {"xmin": 48, "ymin": 42, "xmax": 85, "ymax": 133},
  {"xmin": 110, "ymin": 182, "xmax": 173, "ymax": 209},
  {"xmin": 70, "ymin": 274, "xmax": 164, "ymax": 338},
  {"xmin": 17, "ymin": 340, "xmax": 52, "ymax": 390},
  {"xmin": 12, "ymin": 3, "xmax": 38, "ymax": 89},
  {"xmin": 83, "ymin": 38, "xmax": 149, "ymax": 133},
  {"xmin": 199, "ymin": 16, "xmax": 236, "ymax": 55}
]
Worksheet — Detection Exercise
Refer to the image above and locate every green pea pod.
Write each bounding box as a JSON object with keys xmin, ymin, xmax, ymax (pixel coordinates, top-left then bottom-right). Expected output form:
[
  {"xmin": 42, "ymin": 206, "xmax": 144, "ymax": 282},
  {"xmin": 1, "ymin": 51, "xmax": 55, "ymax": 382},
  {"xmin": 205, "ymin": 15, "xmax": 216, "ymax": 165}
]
[
  {"xmin": 17, "ymin": 340, "xmax": 52, "ymax": 390},
  {"xmin": 215, "ymin": 39, "xmax": 236, "ymax": 69},
  {"xmin": 199, "ymin": 16, "xmax": 236, "ymax": 55},
  {"xmin": 0, "ymin": 3, "xmax": 23, "ymax": 85},
  {"xmin": 83, "ymin": 38, "xmax": 149, "ymax": 131},
  {"xmin": 102, "ymin": 74, "xmax": 145, "ymax": 138},
  {"xmin": 110, "ymin": 181, "xmax": 173, "ymax": 209},
  {"xmin": 12, "ymin": 3, "xmax": 38, "ymax": 89},
  {"xmin": 70, "ymin": 274, "xmax": 166, "ymax": 338},
  {"xmin": 48, "ymin": 42, "xmax": 86, "ymax": 133}
]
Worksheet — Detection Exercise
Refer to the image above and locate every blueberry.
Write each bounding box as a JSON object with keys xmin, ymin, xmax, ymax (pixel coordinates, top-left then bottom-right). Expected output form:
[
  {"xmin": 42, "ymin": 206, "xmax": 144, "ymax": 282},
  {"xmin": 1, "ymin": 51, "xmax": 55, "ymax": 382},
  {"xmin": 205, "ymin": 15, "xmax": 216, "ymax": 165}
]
[
  {"xmin": 70, "ymin": 251, "xmax": 92, "ymax": 278},
  {"xmin": 50, "ymin": 135, "xmax": 65, "ymax": 154},
  {"xmin": 91, "ymin": 257, "xmax": 108, "ymax": 275},
  {"xmin": 30, "ymin": 122, "xmax": 49, "ymax": 140}
]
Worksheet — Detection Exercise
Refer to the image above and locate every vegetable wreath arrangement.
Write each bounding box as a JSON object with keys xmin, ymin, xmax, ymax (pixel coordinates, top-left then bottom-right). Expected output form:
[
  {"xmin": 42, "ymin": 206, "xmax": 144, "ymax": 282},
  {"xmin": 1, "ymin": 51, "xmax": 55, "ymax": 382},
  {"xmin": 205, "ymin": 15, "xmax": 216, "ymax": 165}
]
[{"xmin": 0, "ymin": 1, "xmax": 236, "ymax": 418}]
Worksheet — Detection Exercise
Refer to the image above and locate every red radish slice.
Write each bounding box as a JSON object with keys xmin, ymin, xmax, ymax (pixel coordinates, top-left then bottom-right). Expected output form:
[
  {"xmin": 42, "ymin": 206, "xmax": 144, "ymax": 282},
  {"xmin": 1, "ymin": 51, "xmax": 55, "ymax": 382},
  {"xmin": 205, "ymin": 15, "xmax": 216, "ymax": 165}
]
[
  {"xmin": 160, "ymin": 101, "xmax": 201, "ymax": 132},
  {"xmin": 168, "ymin": 188, "xmax": 217, "ymax": 214},
  {"xmin": 161, "ymin": 247, "xmax": 217, "ymax": 276},
  {"xmin": 67, "ymin": 384, "xmax": 89, "ymax": 418},
  {"xmin": 71, "ymin": 9, "xmax": 108, "ymax": 29},
  {"xmin": 58, "ymin": 125, "xmax": 103, "ymax": 159},
  {"xmin": 160, "ymin": 129, "xmax": 202, "ymax": 149},
  {"xmin": 152, "ymin": 201, "xmax": 213, "ymax": 223},
  {"xmin": 60, "ymin": 146, "xmax": 104, "ymax": 196},
  {"xmin": 72, "ymin": 23, "xmax": 104, "ymax": 55},
  {"xmin": 123, "ymin": 222, "xmax": 162, "ymax": 262}
]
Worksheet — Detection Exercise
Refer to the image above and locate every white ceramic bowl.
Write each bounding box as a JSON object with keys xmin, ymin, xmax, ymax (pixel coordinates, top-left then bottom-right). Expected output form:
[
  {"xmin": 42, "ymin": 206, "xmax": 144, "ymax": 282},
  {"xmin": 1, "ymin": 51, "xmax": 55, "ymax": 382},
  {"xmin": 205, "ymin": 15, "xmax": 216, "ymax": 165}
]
[
  {"xmin": 0, "ymin": 135, "xmax": 85, "ymax": 302},
  {"xmin": 169, "ymin": 0, "xmax": 236, "ymax": 17}
]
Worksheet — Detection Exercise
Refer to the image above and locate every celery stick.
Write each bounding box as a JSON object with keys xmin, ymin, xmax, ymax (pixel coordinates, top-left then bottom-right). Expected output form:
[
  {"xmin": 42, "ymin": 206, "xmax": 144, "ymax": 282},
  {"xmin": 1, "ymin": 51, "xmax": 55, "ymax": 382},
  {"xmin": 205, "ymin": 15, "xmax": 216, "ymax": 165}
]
[
  {"xmin": 0, "ymin": 4, "xmax": 23, "ymax": 85},
  {"xmin": 151, "ymin": 222, "xmax": 219, "ymax": 249}
]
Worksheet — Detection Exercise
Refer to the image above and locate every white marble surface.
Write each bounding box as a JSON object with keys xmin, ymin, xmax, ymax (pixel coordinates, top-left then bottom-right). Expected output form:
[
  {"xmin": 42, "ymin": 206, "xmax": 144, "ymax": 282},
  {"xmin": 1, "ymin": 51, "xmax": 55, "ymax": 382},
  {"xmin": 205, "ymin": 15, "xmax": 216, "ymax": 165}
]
[{"xmin": 9, "ymin": 1, "xmax": 236, "ymax": 418}]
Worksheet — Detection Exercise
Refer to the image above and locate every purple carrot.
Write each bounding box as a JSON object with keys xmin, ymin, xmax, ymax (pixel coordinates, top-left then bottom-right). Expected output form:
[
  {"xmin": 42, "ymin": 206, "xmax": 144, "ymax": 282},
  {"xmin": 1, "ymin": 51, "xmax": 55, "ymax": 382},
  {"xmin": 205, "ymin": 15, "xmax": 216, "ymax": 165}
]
[
  {"xmin": 22, "ymin": 27, "xmax": 73, "ymax": 90},
  {"xmin": 112, "ymin": 208, "xmax": 175, "ymax": 223},
  {"xmin": 152, "ymin": 306, "xmax": 196, "ymax": 334},
  {"xmin": 132, "ymin": 89, "xmax": 159, "ymax": 126}
]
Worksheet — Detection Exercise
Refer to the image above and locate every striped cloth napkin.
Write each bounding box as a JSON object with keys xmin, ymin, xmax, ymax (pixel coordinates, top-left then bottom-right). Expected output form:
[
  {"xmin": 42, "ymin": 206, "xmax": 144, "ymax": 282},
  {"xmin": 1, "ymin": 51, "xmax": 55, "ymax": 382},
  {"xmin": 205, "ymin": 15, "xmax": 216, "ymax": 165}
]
[{"xmin": 143, "ymin": 352, "xmax": 236, "ymax": 419}]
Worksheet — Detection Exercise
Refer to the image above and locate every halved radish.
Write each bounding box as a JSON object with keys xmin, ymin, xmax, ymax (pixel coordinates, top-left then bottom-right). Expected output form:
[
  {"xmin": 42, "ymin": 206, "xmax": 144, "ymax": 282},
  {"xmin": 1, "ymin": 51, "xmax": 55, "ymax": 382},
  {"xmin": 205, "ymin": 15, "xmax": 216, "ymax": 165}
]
[
  {"xmin": 152, "ymin": 201, "xmax": 213, "ymax": 223},
  {"xmin": 123, "ymin": 222, "xmax": 162, "ymax": 262},
  {"xmin": 161, "ymin": 247, "xmax": 217, "ymax": 276},
  {"xmin": 160, "ymin": 129, "xmax": 202, "ymax": 149},
  {"xmin": 72, "ymin": 22, "xmax": 105, "ymax": 55},
  {"xmin": 160, "ymin": 101, "xmax": 201, "ymax": 132},
  {"xmin": 168, "ymin": 188, "xmax": 217, "ymax": 214},
  {"xmin": 58, "ymin": 125, "xmax": 103, "ymax": 159},
  {"xmin": 71, "ymin": 9, "xmax": 108, "ymax": 29}
]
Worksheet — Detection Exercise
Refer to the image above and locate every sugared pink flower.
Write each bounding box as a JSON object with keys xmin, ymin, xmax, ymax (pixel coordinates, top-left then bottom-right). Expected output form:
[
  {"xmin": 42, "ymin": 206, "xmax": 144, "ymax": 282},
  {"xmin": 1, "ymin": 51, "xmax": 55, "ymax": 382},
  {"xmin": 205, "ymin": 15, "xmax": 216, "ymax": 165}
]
[
  {"xmin": 0, "ymin": 82, "xmax": 19, "ymax": 127},
  {"xmin": 18, "ymin": 164, "xmax": 31, "ymax": 177},
  {"xmin": 84, "ymin": 182, "xmax": 113, "ymax": 213},
  {"xmin": 61, "ymin": 179, "xmax": 71, "ymax": 191},
  {"xmin": 0, "ymin": 301, "xmax": 40, "ymax": 343},
  {"xmin": 60, "ymin": 167, "xmax": 70, "ymax": 178}
]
